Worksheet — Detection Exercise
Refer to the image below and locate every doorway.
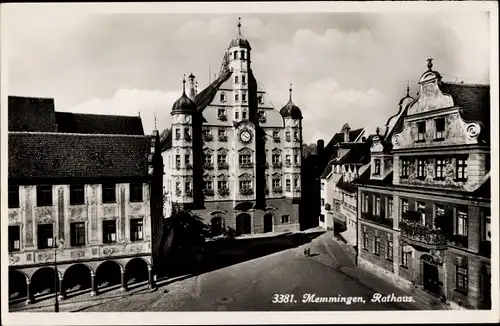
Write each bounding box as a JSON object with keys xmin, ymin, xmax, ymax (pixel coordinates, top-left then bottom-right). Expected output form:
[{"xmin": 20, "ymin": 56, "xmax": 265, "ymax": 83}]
[
  {"xmin": 236, "ymin": 213, "xmax": 251, "ymax": 235},
  {"xmin": 264, "ymin": 214, "xmax": 273, "ymax": 233},
  {"xmin": 423, "ymin": 261, "xmax": 440, "ymax": 295}
]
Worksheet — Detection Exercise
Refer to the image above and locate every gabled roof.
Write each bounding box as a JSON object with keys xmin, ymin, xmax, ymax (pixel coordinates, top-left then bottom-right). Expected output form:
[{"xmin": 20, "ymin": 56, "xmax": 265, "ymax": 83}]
[
  {"xmin": 336, "ymin": 176, "xmax": 357, "ymax": 193},
  {"xmin": 55, "ymin": 112, "xmax": 144, "ymax": 135},
  {"xmin": 8, "ymin": 96, "xmax": 57, "ymax": 132},
  {"xmin": 333, "ymin": 148, "xmax": 370, "ymax": 165},
  {"xmin": 195, "ymin": 69, "xmax": 232, "ymax": 112},
  {"xmin": 9, "ymin": 132, "xmax": 150, "ymax": 180}
]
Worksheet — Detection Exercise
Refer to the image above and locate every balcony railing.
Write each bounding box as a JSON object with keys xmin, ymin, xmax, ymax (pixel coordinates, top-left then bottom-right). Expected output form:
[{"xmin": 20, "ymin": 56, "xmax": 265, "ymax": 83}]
[
  {"xmin": 272, "ymin": 187, "xmax": 283, "ymax": 194},
  {"xmin": 239, "ymin": 162, "xmax": 254, "ymax": 169},
  {"xmin": 240, "ymin": 188, "xmax": 254, "ymax": 196},
  {"xmin": 399, "ymin": 220, "xmax": 447, "ymax": 247},
  {"xmin": 203, "ymin": 189, "xmax": 215, "ymax": 197},
  {"xmin": 203, "ymin": 163, "xmax": 214, "ymax": 170},
  {"xmin": 218, "ymin": 162, "xmax": 229, "ymax": 170},
  {"xmin": 272, "ymin": 162, "xmax": 282, "ymax": 168},
  {"xmin": 218, "ymin": 135, "xmax": 228, "ymax": 142},
  {"xmin": 218, "ymin": 188, "xmax": 229, "ymax": 197},
  {"xmin": 203, "ymin": 134, "xmax": 214, "ymax": 142}
]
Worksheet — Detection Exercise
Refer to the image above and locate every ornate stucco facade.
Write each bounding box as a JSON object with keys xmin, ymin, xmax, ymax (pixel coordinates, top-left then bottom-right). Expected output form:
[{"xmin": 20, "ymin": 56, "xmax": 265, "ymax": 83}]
[
  {"xmin": 161, "ymin": 20, "xmax": 303, "ymax": 235},
  {"xmin": 355, "ymin": 60, "xmax": 491, "ymax": 310}
]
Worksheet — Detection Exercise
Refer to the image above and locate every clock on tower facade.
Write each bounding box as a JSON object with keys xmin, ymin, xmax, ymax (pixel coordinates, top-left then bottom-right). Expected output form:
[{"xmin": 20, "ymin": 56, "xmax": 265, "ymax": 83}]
[{"xmin": 161, "ymin": 18, "xmax": 303, "ymax": 235}]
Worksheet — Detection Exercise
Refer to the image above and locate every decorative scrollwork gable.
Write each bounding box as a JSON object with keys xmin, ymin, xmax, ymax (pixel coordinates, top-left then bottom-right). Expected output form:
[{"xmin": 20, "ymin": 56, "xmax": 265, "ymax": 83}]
[
  {"xmin": 217, "ymin": 147, "xmax": 229, "ymax": 154},
  {"xmin": 271, "ymin": 148, "xmax": 282, "ymax": 154},
  {"xmin": 238, "ymin": 147, "xmax": 253, "ymax": 155},
  {"xmin": 238, "ymin": 173, "xmax": 253, "ymax": 180},
  {"xmin": 217, "ymin": 173, "xmax": 229, "ymax": 180}
]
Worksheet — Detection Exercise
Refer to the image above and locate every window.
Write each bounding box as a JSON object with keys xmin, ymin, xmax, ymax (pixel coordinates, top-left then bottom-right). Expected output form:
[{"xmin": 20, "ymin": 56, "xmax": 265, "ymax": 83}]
[
  {"xmin": 242, "ymin": 93, "xmax": 247, "ymax": 102},
  {"xmin": 387, "ymin": 197, "xmax": 393, "ymax": 219},
  {"xmin": 203, "ymin": 181, "xmax": 213, "ymax": 191},
  {"xmin": 435, "ymin": 204, "xmax": 445, "ymax": 229},
  {"xmin": 218, "ymin": 129, "xmax": 226, "ymax": 137},
  {"xmin": 235, "ymin": 76, "xmax": 239, "ymax": 84},
  {"xmin": 374, "ymin": 159, "xmax": 381, "ymax": 175},
  {"xmin": 242, "ymin": 110, "xmax": 247, "ymax": 119},
  {"xmin": 239, "ymin": 154, "xmax": 251, "ymax": 164},
  {"xmin": 242, "ymin": 75, "xmax": 246, "ymax": 84},
  {"xmin": 294, "ymin": 154, "xmax": 299, "ymax": 165},
  {"xmin": 220, "ymin": 92, "xmax": 226, "ymax": 102},
  {"xmin": 402, "ymin": 250, "xmax": 410, "ymax": 267},
  {"xmin": 70, "ymin": 222, "xmax": 85, "ymax": 247},
  {"xmin": 457, "ymin": 209, "xmax": 468, "ymax": 236},
  {"xmin": 286, "ymin": 178, "xmax": 291, "ymax": 191},
  {"xmin": 37, "ymin": 185, "xmax": 53, "ymax": 207},
  {"xmin": 273, "ymin": 130, "xmax": 279, "ymax": 138},
  {"xmin": 8, "ymin": 185, "xmax": 19, "ymax": 208},
  {"xmin": 235, "ymin": 94, "xmax": 239, "ymax": 102},
  {"xmin": 285, "ymin": 131, "xmax": 291, "ymax": 139},
  {"xmin": 456, "ymin": 265, "xmax": 468, "ymax": 293},
  {"xmin": 184, "ymin": 127, "xmax": 191, "ymax": 139},
  {"xmin": 185, "ymin": 181, "xmax": 192, "ymax": 191},
  {"xmin": 218, "ymin": 180, "xmax": 228, "ymax": 190},
  {"xmin": 130, "ymin": 219, "xmax": 144, "ymax": 241},
  {"xmin": 175, "ymin": 182, "xmax": 181, "ymax": 191},
  {"xmin": 373, "ymin": 196, "xmax": 381, "ymax": 216},
  {"xmin": 319, "ymin": 214, "xmax": 325, "ymax": 222},
  {"xmin": 321, "ymin": 183, "xmax": 325, "ymax": 190},
  {"xmin": 175, "ymin": 128, "xmax": 180, "ymax": 139},
  {"xmin": 218, "ymin": 154, "xmax": 227, "ymax": 164},
  {"xmin": 401, "ymin": 199, "xmax": 409, "ymax": 214},
  {"xmin": 387, "ymin": 240, "xmax": 393, "ymax": 260},
  {"xmin": 294, "ymin": 131, "xmax": 299, "ymax": 140},
  {"xmin": 417, "ymin": 202, "xmax": 426, "ymax": 224},
  {"xmin": 258, "ymin": 95, "xmax": 264, "ymax": 104},
  {"xmin": 374, "ymin": 236, "xmax": 381, "ymax": 255},
  {"xmin": 294, "ymin": 178, "xmax": 299, "ymax": 189},
  {"xmin": 233, "ymin": 51, "xmax": 237, "ymax": 60},
  {"xmin": 130, "ymin": 183, "xmax": 143, "ymax": 202},
  {"xmin": 235, "ymin": 111, "xmax": 239, "ymax": 120},
  {"xmin": 482, "ymin": 208, "xmax": 491, "ymax": 241},
  {"xmin": 335, "ymin": 202, "xmax": 341, "ymax": 212},
  {"xmin": 204, "ymin": 153, "xmax": 213, "ymax": 164},
  {"xmin": 240, "ymin": 50, "xmax": 246, "ymax": 60},
  {"xmin": 417, "ymin": 159, "xmax": 426, "ymax": 178},
  {"xmin": 175, "ymin": 155, "xmax": 181, "ymax": 168},
  {"xmin": 285, "ymin": 155, "xmax": 291, "ymax": 164},
  {"xmin": 456, "ymin": 157, "xmax": 468, "ymax": 180},
  {"xmin": 363, "ymin": 232, "xmax": 369, "ymax": 250},
  {"xmin": 362, "ymin": 194, "xmax": 369, "ymax": 213},
  {"xmin": 401, "ymin": 159, "xmax": 410, "ymax": 178},
  {"xmin": 435, "ymin": 118, "xmax": 445, "ymax": 139},
  {"xmin": 202, "ymin": 128, "xmax": 211, "ymax": 137},
  {"xmin": 417, "ymin": 121, "xmax": 426, "ymax": 141},
  {"xmin": 272, "ymin": 154, "xmax": 280, "ymax": 164},
  {"xmin": 240, "ymin": 180, "xmax": 252, "ymax": 190},
  {"xmin": 435, "ymin": 158, "xmax": 445, "ymax": 179},
  {"xmin": 9, "ymin": 226, "xmax": 20, "ymax": 252},
  {"xmin": 321, "ymin": 198, "xmax": 325, "ymax": 207},
  {"xmin": 102, "ymin": 183, "xmax": 116, "ymax": 203},
  {"xmin": 185, "ymin": 154, "xmax": 190, "ymax": 165},
  {"xmin": 70, "ymin": 184, "xmax": 85, "ymax": 205},
  {"xmin": 272, "ymin": 179, "xmax": 281, "ymax": 188},
  {"xmin": 38, "ymin": 224, "xmax": 54, "ymax": 249},
  {"xmin": 281, "ymin": 215, "xmax": 290, "ymax": 223},
  {"xmin": 103, "ymin": 220, "xmax": 117, "ymax": 244}
]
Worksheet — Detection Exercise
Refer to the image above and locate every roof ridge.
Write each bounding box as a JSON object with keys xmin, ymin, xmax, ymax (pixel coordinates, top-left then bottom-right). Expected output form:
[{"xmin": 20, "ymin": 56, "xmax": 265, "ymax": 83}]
[
  {"xmin": 55, "ymin": 111, "xmax": 142, "ymax": 119},
  {"xmin": 9, "ymin": 131, "xmax": 151, "ymax": 138}
]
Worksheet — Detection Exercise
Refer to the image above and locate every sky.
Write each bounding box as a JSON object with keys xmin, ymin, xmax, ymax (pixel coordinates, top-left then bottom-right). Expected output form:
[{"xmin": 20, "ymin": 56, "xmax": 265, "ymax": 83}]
[{"xmin": 4, "ymin": 7, "xmax": 491, "ymax": 144}]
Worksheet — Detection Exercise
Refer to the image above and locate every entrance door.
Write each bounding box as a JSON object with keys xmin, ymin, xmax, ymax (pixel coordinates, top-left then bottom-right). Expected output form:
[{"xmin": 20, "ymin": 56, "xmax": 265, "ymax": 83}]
[
  {"xmin": 236, "ymin": 213, "xmax": 251, "ymax": 235},
  {"xmin": 264, "ymin": 214, "xmax": 273, "ymax": 233},
  {"xmin": 211, "ymin": 217, "xmax": 223, "ymax": 236},
  {"xmin": 423, "ymin": 261, "xmax": 440, "ymax": 295}
]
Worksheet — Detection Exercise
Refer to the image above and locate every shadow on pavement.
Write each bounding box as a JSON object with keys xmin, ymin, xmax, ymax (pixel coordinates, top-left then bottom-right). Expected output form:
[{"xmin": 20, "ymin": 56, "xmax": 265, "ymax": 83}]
[{"xmin": 163, "ymin": 231, "xmax": 325, "ymax": 278}]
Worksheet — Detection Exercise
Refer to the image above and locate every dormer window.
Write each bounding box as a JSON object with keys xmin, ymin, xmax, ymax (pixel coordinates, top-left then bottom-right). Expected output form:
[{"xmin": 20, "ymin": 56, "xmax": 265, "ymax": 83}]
[
  {"xmin": 435, "ymin": 118, "xmax": 445, "ymax": 140},
  {"xmin": 218, "ymin": 108, "xmax": 226, "ymax": 117},
  {"xmin": 417, "ymin": 121, "xmax": 426, "ymax": 142},
  {"xmin": 175, "ymin": 128, "xmax": 180, "ymax": 140},
  {"xmin": 235, "ymin": 111, "xmax": 239, "ymax": 119},
  {"xmin": 220, "ymin": 92, "xmax": 226, "ymax": 102},
  {"xmin": 235, "ymin": 93, "xmax": 239, "ymax": 102},
  {"xmin": 233, "ymin": 51, "xmax": 238, "ymax": 60},
  {"xmin": 235, "ymin": 76, "xmax": 239, "ymax": 84},
  {"xmin": 374, "ymin": 159, "xmax": 381, "ymax": 175},
  {"xmin": 258, "ymin": 95, "xmax": 263, "ymax": 104}
]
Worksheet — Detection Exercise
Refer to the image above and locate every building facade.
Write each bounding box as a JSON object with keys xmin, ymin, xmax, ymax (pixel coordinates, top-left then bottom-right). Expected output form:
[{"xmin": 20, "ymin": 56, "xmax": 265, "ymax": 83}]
[
  {"xmin": 355, "ymin": 60, "xmax": 491, "ymax": 310},
  {"xmin": 161, "ymin": 19, "xmax": 303, "ymax": 235},
  {"xmin": 7, "ymin": 96, "xmax": 161, "ymax": 305}
]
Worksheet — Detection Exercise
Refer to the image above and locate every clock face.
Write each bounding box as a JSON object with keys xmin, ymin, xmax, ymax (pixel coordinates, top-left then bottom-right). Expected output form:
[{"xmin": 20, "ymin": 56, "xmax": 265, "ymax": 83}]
[{"xmin": 239, "ymin": 129, "xmax": 253, "ymax": 144}]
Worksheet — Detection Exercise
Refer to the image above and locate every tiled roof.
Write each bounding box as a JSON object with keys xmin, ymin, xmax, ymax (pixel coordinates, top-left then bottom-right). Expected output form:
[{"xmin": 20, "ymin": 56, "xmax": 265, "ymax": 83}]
[
  {"xmin": 55, "ymin": 112, "xmax": 144, "ymax": 135},
  {"xmin": 160, "ymin": 128, "xmax": 172, "ymax": 152},
  {"xmin": 320, "ymin": 163, "xmax": 333, "ymax": 179},
  {"xmin": 440, "ymin": 82, "xmax": 490, "ymax": 143},
  {"xmin": 195, "ymin": 70, "xmax": 232, "ymax": 112},
  {"xmin": 9, "ymin": 132, "xmax": 150, "ymax": 180},
  {"xmin": 334, "ymin": 148, "xmax": 370, "ymax": 165},
  {"xmin": 354, "ymin": 166, "xmax": 394, "ymax": 187},
  {"xmin": 336, "ymin": 176, "xmax": 357, "ymax": 193},
  {"xmin": 8, "ymin": 96, "xmax": 57, "ymax": 132}
]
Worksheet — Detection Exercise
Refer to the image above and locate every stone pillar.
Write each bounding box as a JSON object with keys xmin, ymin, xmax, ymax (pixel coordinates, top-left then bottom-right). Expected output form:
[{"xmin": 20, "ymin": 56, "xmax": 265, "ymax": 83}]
[
  {"xmin": 90, "ymin": 271, "xmax": 97, "ymax": 296},
  {"xmin": 26, "ymin": 279, "xmax": 33, "ymax": 304},
  {"xmin": 120, "ymin": 268, "xmax": 127, "ymax": 292},
  {"xmin": 58, "ymin": 276, "xmax": 65, "ymax": 301},
  {"xmin": 148, "ymin": 265, "xmax": 155, "ymax": 290}
]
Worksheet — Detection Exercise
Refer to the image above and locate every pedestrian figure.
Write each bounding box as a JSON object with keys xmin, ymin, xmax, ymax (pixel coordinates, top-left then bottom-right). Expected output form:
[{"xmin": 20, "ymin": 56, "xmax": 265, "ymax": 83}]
[{"xmin": 304, "ymin": 247, "xmax": 311, "ymax": 257}]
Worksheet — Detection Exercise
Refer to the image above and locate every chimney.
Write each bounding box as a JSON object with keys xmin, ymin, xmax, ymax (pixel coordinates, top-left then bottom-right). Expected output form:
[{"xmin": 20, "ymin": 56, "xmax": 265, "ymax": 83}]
[
  {"xmin": 341, "ymin": 123, "xmax": 351, "ymax": 143},
  {"xmin": 317, "ymin": 139, "xmax": 325, "ymax": 159},
  {"xmin": 187, "ymin": 73, "xmax": 197, "ymax": 100}
]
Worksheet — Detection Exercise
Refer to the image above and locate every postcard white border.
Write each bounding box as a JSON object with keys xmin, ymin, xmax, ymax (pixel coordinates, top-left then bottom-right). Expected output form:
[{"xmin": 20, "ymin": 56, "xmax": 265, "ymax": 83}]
[{"xmin": 1, "ymin": 1, "xmax": 499, "ymax": 325}]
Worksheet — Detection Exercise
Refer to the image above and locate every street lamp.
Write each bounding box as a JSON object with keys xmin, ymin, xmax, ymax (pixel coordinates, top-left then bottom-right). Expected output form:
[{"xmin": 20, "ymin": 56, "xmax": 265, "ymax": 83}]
[{"xmin": 54, "ymin": 237, "xmax": 65, "ymax": 312}]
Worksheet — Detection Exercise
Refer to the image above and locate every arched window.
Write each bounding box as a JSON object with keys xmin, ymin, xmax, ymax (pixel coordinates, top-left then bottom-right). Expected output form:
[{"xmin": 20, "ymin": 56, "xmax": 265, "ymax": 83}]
[
  {"xmin": 233, "ymin": 51, "xmax": 238, "ymax": 60},
  {"xmin": 240, "ymin": 50, "xmax": 245, "ymax": 60}
]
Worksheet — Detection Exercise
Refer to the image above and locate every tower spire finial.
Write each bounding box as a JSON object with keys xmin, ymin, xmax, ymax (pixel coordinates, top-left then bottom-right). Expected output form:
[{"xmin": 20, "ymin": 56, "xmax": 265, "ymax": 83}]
[
  {"xmin": 182, "ymin": 74, "xmax": 186, "ymax": 93},
  {"xmin": 237, "ymin": 17, "xmax": 242, "ymax": 36},
  {"xmin": 154, "ymin": 111, "xmax": 157, "ymax": 130},
  {"xmin": 289, "ymin": 83, "xmax": 292, "ymax": 101},
  {"xmin": 406, "ymin": 79, "xmax": 410, "ymax": 97},
  {"xmin": 427, "ymin": 57, "xmax": 433, "ymax": 71}
]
